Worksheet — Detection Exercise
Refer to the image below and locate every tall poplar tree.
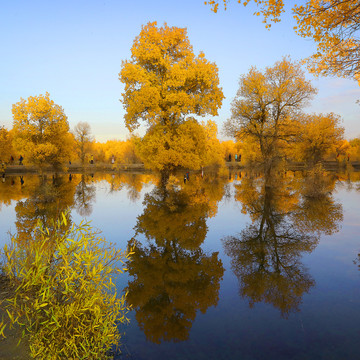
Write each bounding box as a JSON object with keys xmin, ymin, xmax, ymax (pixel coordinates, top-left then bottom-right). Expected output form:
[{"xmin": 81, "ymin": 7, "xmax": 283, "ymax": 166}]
[{"xmin": 119, "ymin": 22, "xmax": 224, "ymax": 181}]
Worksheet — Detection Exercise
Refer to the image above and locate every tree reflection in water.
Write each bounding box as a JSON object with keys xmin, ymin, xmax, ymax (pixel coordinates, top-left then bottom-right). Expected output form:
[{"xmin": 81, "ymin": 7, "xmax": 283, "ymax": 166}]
[
  {"xmin": 126, "ymin": 176, "xmax": 226, "ymax": 344},
  {"xmin": 15, "ymin": 174, "xmax": 77, "ymax": 243},
  {"xmin": 5, "ymin": 173, "xmax": 158, "ymax": 238},
  {"xmin": 223, "ymin": 167, "xmax": 343, "ymax": 317},
  {"xmin": 0, "ymin": 173, "xmax": 146, "ymax": 359},
  {"xmin": 74, "ymin": 174, "xmax": 96, "ymax": 216}
]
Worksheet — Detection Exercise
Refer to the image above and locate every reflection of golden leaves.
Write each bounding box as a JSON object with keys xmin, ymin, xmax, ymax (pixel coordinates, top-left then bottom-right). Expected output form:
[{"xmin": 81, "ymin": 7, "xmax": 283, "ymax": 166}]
[
  {"xmin": 0, "ymin": 176, "xmax": 31, "ymax": 208},
  {"xmin": 126, "ymin": 180, "xmax": 226, "ymax": 343},
  {"xmin": 15, "ymin": 175, "xmax": 78, "ymax": 245},
  {"xmin": 127, "ymin": 238, "xmax": 224, "ymax": 344},
  {"xmin": 135, "ymin": 186, "xmax": 209, "ymax": 249},
  {"xmin": 226, "ymin": 169, "xmax": 344, "ymax": 316}
]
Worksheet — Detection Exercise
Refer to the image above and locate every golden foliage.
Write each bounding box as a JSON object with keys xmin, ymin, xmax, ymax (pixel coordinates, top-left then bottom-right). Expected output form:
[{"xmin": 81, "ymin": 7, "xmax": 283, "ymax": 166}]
[
  {"xmin": 0, "ymin": 127, "xmax": 14, "ymax": 163},
  {"xmin": 119, "ymin": 22, "xmax": 224, "ymax": 173},
  {"xmin": 136, "ymin": 119, "xmax": 212, "ymax": 171},
  {"xmin": 1, "ymin": 214, "xmax": 131, "ymax": 359},
  {"xmin": 120, "ymin": 22, "xmax": 224, "ymax": 131},
  {"xmin": 126, "ymin": 183, "xmax": 224, "ymax": 343},
  {"xmin": 349, "ymin": 137, "xmax": 360, "ymax": 161},
  {"xmin": 291, "ymin": 113, "xmax": 345, "ymax": 164},
  {"xmin": 12, "ymin": 93, "xmax": 73, "ymax": 168},
  {"xmin": 220, "ymin": 140, "xmax": 238, "ymax": 161},
  {"xmin": 206, "ymin": 0, "xmax": 360, "ymax": 81},
  {"xmin": 94, "ymin": 137, "xmax": 141, "ymax": 165},
  {"xmin": 205, "ymin": 0, "xmax": 284, "ymax": 27},
  {"xmin": 225, "ymin": 57, "xmax": 317, "ymax": 162},
  {"xmin": 201, "ymin": 120, "xmax": 225, "ymax": 167},
  {"xmin": 224, "ymin": 168, "xmax": 343, "ymax": 316},
  {"xmin": 293, "ymin": 1, "xmax": 360, "ymax": 79}
]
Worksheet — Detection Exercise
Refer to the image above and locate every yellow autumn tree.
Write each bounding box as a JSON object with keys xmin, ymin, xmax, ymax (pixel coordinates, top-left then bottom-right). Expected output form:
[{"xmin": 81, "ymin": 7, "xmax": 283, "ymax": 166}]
[
  {"xmin": 349, "ymin": 138, "xmax": 360, "ymax": 161},
  {"xmin": 335, "ymin": 139, "xmax": 350, "ymax": 160},
  {"xmin": 12, "ymin": 93, "xmax": 73, "ymax": 169},
  {"xmin": 119, "ymin": 22, "xmax": 224, "ymax": 180},
  {"xmin": 220, "ymin": 140, "xmax": 237, "ymax": 162},
  {"xmin": 236, "ymin": 136, "xmax": 261, "ymax": 165},
  {"xmin": 205, "ymin": 0, "xmax": 360, "ymax": 83},
  {"xmin": 96, "ymin": 137, "xmax": 141, "ymax": 164},
  {"xmin": 293, "ymin": 1, "xmax": 360, "ymax": 81},
  {"xmin": 0, "ymin": 126, "xmax": 14, "ymax": 163},
  {"xmin": 291, "ymin": 113, "xmax": 345, "ymax": 164},
  {"xmin": 224, "ymin": 58, "xmax": 317, "ymax": 167},
  {"xmin": 201, "ymin": 120, "xmax": 226, "ymax": 167},
  {"xmin": 136, "ymin": 119, "xmax": 208, "ymax": 171}
]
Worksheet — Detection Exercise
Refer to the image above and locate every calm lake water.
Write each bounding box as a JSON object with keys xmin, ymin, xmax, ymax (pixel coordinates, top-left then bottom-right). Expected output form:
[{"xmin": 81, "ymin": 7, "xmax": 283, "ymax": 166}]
[{"xmin": 0, "ymin": 169, "xmax": 360, "ymax": 359}]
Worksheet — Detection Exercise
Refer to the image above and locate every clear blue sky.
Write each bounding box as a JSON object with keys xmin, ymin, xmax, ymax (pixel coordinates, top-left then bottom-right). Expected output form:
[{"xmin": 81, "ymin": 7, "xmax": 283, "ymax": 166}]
[{"xmin": 1, "ymin": 0, "xmax": 359, "ymax": 141}]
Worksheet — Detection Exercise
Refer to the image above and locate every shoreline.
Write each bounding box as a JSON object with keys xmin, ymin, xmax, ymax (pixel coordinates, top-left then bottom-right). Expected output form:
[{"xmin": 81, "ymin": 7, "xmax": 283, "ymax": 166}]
[{"xmin": 2, "ymin": 160, "xmax": 360, "ymax": 175}]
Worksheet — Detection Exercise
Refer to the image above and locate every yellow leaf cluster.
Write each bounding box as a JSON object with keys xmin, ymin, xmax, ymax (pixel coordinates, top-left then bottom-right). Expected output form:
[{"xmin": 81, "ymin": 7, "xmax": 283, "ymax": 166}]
[
  {"xmin": 93, "ymin": 136, "xmax": 141, "ymax": 165},
  {"xmin": 225, "ymin": 57, "xmax": 317, "ymax": 162},
  {"xmin": 1, "ymin": 213, "xmax": 131, "ymax": 359},
  {"xmin": 136, "ymin": 119, "xmax": 209, "ymax": 171},
  {"xmin": 291, "ymin": 112, "xmax": 345, "ymax": 164},
  {"xmin": 119, "ymin": 22, "xmax": 224, "ymax": 174},
  {"xmin": 293, "ymin": 1, "xmax": 360, "ymax": 79},
  {"xmin": 0, "ymin": 127, "xmax": 15, "ymax": 162},
  {"xmin": 206, "ymin": 1, "xmax": 360, "ymax": 82},
  {"xmin": 206, "ymin": 0, "xmax": 284, "ymax": 25},
  {"xmin": 120, "ymin": 22, "xmax": 224, "ymax": 132},
  {"xmin": 12, "ymin": 93, "xmax": 72, "ymax": 169}
]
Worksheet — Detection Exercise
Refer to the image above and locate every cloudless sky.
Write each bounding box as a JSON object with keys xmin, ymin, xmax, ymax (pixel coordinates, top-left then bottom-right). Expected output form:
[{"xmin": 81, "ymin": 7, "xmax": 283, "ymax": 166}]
[{"xmin": 1, "ymin": 0, "xmax": 359, "ymax": 141}]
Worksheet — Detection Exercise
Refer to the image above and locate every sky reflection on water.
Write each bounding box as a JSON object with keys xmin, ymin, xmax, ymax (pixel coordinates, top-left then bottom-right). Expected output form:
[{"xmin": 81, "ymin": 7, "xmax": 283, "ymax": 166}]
[{"xmin": 0, "ymin": 170, "xmax": 360, "ymax": 359}]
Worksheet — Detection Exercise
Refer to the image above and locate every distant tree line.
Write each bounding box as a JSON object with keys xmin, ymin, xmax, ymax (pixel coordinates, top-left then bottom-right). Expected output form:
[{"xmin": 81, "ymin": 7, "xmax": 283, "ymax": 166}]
[{"xmin": 1, "ymin": 21, "xmax": 359, "ymax": 178}]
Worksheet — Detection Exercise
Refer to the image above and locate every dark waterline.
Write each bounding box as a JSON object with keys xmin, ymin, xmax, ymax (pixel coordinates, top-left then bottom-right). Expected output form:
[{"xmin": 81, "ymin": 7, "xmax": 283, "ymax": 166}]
[{"xmin": 0, "ymin": 171, "xmax": 360, "ymax": 359}]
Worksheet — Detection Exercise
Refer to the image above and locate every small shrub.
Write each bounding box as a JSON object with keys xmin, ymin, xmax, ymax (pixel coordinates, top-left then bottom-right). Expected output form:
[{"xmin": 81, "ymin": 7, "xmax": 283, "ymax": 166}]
[{"xmin": 0, "ymin": 213, "xmax": 132, "ymax": 359}]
